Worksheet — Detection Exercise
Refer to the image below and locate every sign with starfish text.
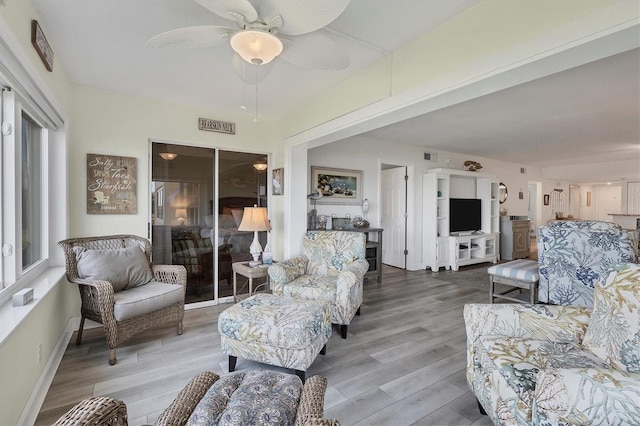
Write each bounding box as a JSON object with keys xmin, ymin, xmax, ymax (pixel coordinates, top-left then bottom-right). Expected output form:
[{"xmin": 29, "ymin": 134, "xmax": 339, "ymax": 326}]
[{"xmin": 86, "ymin": 154, "xmax": 137, "ymax": 214}]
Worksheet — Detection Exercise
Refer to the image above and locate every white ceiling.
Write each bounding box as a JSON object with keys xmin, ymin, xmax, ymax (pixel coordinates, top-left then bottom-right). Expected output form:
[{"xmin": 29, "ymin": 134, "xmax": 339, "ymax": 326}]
[
  {"xmin": 361, "ymin": 48, "xmax": 640, "ymax": 169},
  {"xmin": 31, "ymin": 0, "xmax": 640, "ymax": 178}
]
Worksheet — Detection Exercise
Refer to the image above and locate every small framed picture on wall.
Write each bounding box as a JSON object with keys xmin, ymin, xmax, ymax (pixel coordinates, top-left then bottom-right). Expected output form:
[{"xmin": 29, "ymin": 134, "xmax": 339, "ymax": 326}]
[{"xmin": 272, "ymin": 168, "xmax": 284, "ymax": 195}]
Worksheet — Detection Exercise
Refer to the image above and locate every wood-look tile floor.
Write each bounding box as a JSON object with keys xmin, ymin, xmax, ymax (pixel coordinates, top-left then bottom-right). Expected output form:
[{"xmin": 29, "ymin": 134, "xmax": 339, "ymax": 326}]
[{"xmin": 36, "ymin": 265, "xmax": 495, "ymax": 426}]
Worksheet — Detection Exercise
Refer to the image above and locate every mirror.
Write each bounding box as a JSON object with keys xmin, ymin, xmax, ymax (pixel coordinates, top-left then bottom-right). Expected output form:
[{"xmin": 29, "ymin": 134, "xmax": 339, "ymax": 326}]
[{"xmin": 499, "ymin": 183, "xmax": 508, "ymax": 203}]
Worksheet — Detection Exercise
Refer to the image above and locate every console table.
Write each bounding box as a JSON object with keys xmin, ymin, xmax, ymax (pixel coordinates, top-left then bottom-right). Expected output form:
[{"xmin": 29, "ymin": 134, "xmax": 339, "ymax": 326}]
[{"xmin": 356, "ymin": 228, "xmax": 383, "ymax": 283}]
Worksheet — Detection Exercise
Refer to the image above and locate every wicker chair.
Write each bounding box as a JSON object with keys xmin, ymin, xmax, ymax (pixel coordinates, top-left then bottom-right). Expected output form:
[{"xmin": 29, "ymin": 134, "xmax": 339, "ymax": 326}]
[
  {"xmin": 59, "ymin": 235, "xmax": 187, "ymax": 365},
  {"xmin": 53, "ymin": 396, "xmax": 128, "ymax": 426}
]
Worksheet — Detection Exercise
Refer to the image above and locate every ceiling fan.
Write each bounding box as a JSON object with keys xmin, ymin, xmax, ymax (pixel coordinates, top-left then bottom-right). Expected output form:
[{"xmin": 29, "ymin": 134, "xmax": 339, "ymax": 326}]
[{"xmin": 148, "ymin": 0, "xmax": 351, "ymax": 84}]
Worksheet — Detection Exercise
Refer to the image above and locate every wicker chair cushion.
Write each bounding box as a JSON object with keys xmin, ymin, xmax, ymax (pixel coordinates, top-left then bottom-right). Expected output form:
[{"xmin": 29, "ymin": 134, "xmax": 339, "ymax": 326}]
[
  {"xmin": 187, "ymin": 370, "xmax": 303, "ymax": 426},
  {"xmin": 113, "ymin": 281, "xmax": 184, "ymax": 321},
  {"xmin": 74, "ymin": 245, "xmax": 153, "ymax": 291}
]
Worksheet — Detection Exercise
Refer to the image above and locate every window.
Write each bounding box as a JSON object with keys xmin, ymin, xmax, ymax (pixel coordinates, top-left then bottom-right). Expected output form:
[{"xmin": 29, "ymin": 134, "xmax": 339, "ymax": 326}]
[
  {"xmin": 0, "ymin": 28, "xmax": 65, "ymax": 302},
  {"xmin": 21, "ymin": 114, "xmax": 43, "ymax": 269},
  {"xmin": 0, "ymin": 88, "xmax": 48, "ymax": 290}
]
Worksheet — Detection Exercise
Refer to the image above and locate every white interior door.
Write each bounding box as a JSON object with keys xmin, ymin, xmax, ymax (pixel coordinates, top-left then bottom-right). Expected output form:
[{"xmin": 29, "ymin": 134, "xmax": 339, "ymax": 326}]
[
  {"xmin": 595, "ymin": 184, "xmax": 622, "ymax": 221},
  {"xmin": 381, "ymin": 166, "xmax": 406, "ymax": 269}
]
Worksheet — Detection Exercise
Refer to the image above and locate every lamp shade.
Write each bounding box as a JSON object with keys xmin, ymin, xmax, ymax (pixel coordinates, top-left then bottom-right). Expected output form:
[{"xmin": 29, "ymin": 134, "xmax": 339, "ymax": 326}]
[
  {"xmin": 238, "ymin": 205, "xmax": 271, "ymax": 232},
  {"xmin": 230, "ymin": 29, "xmax": 283, "ymax": 65},
  {"xmin": 175, "ymin": 208, "xmax": 187, "ymax": 218}
]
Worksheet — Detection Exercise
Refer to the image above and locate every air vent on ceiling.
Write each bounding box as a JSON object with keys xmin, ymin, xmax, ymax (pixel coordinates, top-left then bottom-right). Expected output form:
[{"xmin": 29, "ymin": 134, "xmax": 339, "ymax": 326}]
[{"xmin": 424, "ymin": 152, "xmax": 437, "ymax": 161}]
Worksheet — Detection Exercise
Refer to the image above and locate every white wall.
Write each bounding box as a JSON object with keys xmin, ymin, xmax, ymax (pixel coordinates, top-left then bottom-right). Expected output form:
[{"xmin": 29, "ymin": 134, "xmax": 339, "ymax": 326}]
[
  {"xmin": 310, "ymin": 135, "xmax": 638, "ymax": 268},
  {"xmin": 309, "ymin": 136, "xmax": 544, "ymax": 269}
]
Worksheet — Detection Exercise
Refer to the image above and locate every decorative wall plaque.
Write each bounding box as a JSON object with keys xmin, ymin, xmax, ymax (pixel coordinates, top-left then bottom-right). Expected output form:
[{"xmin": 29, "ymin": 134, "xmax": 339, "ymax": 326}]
[
  {"xmin": 31, "ymin": 20, "xmax": 53, "ymax": 72},
  {"xmin": 87, "ymin": 154, "xmax": 137, "ymax": 214},
  {"xmin": 198, "ymin": 117, "xmax": 235, "ymax": 134}
]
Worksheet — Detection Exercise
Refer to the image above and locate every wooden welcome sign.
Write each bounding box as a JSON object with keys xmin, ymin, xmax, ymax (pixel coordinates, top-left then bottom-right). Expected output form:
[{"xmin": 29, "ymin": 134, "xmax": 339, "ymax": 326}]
[{"xmin": 86, "ymin": 153, "xmax": 137, "ymax": 214}]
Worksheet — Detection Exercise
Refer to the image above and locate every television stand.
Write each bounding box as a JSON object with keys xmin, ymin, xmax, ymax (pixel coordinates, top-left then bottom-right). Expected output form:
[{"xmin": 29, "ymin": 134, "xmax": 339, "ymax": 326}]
[{"xmin": 449, "ymin": 233, "xmax": 499, "ymax": 271}]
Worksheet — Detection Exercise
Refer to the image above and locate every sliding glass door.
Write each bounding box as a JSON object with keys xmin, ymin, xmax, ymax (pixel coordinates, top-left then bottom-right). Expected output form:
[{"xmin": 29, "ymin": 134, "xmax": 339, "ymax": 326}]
[{"xmin": 151, "ymin": 142, "xmax": 268, "ymax": 305}]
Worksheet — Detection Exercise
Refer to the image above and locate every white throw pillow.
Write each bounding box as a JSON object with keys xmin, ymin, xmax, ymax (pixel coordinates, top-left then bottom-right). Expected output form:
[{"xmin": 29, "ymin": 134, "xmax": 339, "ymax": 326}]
[{"xmin": 73, "ymin": 245, "xmax": 154, "ymax": 292}]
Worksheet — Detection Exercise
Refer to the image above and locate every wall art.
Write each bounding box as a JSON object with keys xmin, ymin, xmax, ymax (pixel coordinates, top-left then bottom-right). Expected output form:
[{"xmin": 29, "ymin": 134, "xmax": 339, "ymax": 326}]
[
  {"xmin": 311, "ymin": 166, "xmax": 362, "ymax": 205},
  {"xmin": 87, "ymin": 153, "xmax": 137, "ymax": 214}
]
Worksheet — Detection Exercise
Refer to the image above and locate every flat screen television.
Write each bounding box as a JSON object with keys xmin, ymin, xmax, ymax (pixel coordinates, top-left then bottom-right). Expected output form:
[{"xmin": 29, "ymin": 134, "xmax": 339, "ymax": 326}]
[{"xmin": 449, "ymin": 198, "xmax": 481, "ymax": 233}]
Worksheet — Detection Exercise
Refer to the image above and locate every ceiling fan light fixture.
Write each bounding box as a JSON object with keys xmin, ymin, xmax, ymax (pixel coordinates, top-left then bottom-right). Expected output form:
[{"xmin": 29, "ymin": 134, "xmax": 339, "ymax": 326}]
[
  {"xmin": 230, "ymin": 29, "xmax": 283, "ymax": 65},
  {"xmin": 159, "ymin": 152, "xmax": 178, "ymax": 160}
]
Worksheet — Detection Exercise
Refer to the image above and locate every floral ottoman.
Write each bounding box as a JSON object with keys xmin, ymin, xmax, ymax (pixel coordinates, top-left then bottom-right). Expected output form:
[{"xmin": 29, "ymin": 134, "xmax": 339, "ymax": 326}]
[
  {"xmin": 218, "ymin": 293, "xmax": 331, "ymax": 381},
  {"xmin": 186, "ymin": 370, "xmax": 307, "ymax": 426}
]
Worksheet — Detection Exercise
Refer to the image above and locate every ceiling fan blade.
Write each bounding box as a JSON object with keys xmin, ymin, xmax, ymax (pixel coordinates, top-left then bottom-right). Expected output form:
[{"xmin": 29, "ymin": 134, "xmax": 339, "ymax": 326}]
[
  {"xmin": 260, "ymin": 0, "xmax": 350, "ymax": 35},
  {"xmin": 279, "ymin": 33, "xmax": 349, "ymax": 70},
  {"xmin": 233, "ymin": 53, "xmax": 275, "ymax": 84},
  {"xmin": 148, "ymin": 26, "xmax": 233, "ymax": 48},
  {"xmin": 195, "ymin": 0, "xmax": 258, "ymax": 24}
]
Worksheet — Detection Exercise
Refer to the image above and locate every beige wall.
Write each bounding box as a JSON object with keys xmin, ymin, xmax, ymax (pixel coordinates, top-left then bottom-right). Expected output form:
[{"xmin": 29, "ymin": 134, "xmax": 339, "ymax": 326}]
[
  {"xmin": 68, "ymin": 85, "xmax": 280, "ymax": 238},
  {"xmin": 0, "ymin": 279, "xmax": 78, "ymax": 425},
  {"xmin": 0, "ymin": 1, "xmax": 74, "ymax": 423}
]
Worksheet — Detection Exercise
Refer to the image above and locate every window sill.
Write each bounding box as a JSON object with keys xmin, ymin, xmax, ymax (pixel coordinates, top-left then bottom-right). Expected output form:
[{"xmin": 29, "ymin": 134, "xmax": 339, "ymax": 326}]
[{"xmin": 0, "ymin": 266, "xmax": 66, "ymax": 345}]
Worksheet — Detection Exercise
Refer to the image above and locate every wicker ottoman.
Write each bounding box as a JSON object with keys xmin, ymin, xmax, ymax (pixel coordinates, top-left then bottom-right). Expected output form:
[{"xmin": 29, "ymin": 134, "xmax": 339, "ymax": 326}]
[{"xmin": 218, "ymin": 293, "xmax": 331, "ymax": 381}]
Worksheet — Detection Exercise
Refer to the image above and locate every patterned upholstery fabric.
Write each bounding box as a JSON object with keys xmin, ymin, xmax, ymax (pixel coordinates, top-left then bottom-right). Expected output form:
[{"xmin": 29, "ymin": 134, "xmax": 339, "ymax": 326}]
[
  {"xmin": 218, "ymin": 294, "xmax": 331, "ymax": 371},
  {"xmin": 171, "ymin": 227, "xmax": 213, "ymax": 278},
  {"xmin": 464, "ymin": 263, "xmax": 640, "ymax": 425},
  {"xmin": 583, "ymin": 263, "xmax": 640, "ymax": 372},
  {"xmin": 537, "ymin": 220, "xmax": 637, "ymax": 307},
  {"xmin": 268, "ymin": 231, "xmax": 369, "ymax": 328},
  {"xmin": 187, "ymin": 370, "xmax": 303, "ymax": 426}
]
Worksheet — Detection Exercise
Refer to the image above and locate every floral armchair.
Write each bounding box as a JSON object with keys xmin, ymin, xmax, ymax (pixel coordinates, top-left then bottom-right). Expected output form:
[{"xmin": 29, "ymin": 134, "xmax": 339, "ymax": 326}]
[
  {"xmin": 537, "ymin": 220, "xmax": 637, "ymax": 307},
  {"xmin": 464, "ymin": 263, "xmax": 640, "ymax": 425},
  {"xmin": 268, "ymin": 230, "xmax": 369, "ymax": 339}
]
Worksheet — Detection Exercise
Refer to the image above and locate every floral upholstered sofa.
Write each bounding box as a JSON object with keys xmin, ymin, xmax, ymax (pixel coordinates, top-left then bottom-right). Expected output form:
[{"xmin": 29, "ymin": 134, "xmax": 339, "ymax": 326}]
[
  {"xmin": 537, "ymin": 220, "xmax": 637, "ymax": 307},
  {"xmin": 268, "ymin": 230, "xmax": 369, "ymax": 339},
  {"xmin": 464, "ymin": 263, "xmax": 640, "ymax": 425}
]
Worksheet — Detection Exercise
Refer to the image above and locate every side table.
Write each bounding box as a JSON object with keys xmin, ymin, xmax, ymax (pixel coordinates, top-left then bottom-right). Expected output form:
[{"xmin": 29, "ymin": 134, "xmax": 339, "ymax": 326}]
[{"xmin": 232, "ymin": 262, "xmax": 270, "ymax": 300}]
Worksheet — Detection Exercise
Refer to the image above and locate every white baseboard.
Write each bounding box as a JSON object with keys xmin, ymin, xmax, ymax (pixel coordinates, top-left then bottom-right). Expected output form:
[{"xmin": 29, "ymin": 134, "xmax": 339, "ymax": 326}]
[{"xmin": 18, "ymin": 317, "xmax": 79, "ymax": 425}]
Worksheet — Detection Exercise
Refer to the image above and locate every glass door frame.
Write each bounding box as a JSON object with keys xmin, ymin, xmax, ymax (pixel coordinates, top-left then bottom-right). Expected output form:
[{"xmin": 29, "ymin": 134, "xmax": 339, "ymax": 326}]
[{"xmin": 149, "ymin": 139, "xmax": 270, "ymax": 309}]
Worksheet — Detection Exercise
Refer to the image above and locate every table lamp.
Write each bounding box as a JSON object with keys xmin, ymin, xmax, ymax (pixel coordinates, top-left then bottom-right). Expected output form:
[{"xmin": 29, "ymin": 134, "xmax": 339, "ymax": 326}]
[
  {"xmin": 238, "ymin": 204, "xmax": 271, "ymax": 266},
  {"xmin": 175, "ymin": 208, "xmax": 187, "ymax": 225}
]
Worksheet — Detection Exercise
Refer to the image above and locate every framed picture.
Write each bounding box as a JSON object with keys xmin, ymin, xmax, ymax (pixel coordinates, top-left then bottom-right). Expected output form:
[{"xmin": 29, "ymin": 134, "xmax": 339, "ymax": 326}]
[
  {"xmin": 31, "ymin": 20, "xmax": 54, "ymax": 72},
  {"xmin": 543, "ymin": 194, "xmax": 550, "ymax": 206},
  {"xmin": 272, "ymin": 168, "xmax": 284, "ymax": 195},
  {"xmin": 311, "ymin": 166, "xmax": 363, "ymax": 205},
  {"xmin": 86, "ymin": 153, "xmax": 137, "ymax": 214}
]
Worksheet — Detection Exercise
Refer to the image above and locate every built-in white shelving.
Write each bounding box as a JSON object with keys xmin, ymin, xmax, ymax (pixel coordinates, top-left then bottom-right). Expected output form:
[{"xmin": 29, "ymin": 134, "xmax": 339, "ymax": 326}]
[{"xmin": 423, "ymin": 168, "xmax": 500, "ymax": 271}]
